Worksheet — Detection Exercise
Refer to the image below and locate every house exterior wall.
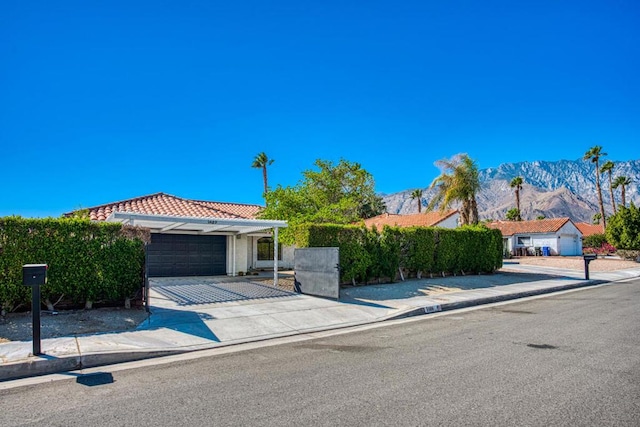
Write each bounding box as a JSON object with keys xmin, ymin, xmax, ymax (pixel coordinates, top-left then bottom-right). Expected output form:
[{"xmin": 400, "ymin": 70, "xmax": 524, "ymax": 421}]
[
  {"xmin": 250, "ymin": 235, "xmax": 295, "ymax": 270},
  {"xmin": 507, "ymin": 221, "xmax": 583, "ymax": 256},
  {"xmin": 511, "ymin": 233, "xmax": 559, "ymax": 255},
  {"xmin": 227, "ymin": 234, "xmax": 249, "ymax": 275},
  {"xmin": 557, "ymin": 222, "xmax": 582, "ymax": 256},
  {"xmin": 436, "ymin": 214, "xmax": 460, "ymax": 229}
]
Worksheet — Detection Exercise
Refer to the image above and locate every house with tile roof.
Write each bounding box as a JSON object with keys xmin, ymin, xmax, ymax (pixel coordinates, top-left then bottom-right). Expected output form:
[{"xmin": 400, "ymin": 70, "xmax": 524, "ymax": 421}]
[
  {"xmin": 486, "ymin": 217, "xmax": 583, "ymax": 256},
  {"xmin": 575, "ymin": 222, "xmax": 605, "ymax": 237},
  {"xmin": 361, "ymin": 210, "xmax": 460, "ymax": 229},
  {"xmin": 65, "ymin": 193, "xmax": 292, "ymax": 277}
]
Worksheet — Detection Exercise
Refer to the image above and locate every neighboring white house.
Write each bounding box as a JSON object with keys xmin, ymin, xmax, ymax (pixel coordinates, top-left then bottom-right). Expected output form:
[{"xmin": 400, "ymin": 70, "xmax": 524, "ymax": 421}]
[
  {"xmin": 362, "ymin": 210, "xmax": 460, "ymax": 229},
  {"xmin": 486, "ymin": 217, "xmax": 583, "ymax": 256},
  {"xmin": 65, "ymin": 193, "xmax": 293, "ymax": 277}
]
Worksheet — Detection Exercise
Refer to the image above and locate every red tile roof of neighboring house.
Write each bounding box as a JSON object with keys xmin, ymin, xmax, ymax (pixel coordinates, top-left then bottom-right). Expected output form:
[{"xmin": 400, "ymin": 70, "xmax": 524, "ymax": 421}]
[
  {"xmin": 65, "ymin": 193, "xmax": 263, "ymax": 221},
  {"xmin": 362, "ymin": 210, "xmax": 459, "ymax": 229},
  {"xmin": 485, "ymin": 217, "xmax": 574, "ymax": 236},
  {"xmin": 575, "ymin": 222, "xmax": 605, "ymax": 237}
]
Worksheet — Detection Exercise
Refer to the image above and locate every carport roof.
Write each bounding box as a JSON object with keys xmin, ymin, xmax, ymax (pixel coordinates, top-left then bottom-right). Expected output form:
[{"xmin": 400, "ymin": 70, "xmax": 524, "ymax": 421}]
[{"xmin": 106, "ymin": 211, "xmax": 287, "ymax": 235}]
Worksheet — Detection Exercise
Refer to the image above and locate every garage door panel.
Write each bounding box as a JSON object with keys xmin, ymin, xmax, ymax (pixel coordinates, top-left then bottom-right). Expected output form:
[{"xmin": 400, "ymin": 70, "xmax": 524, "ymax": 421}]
[{"xmin": 148, "ymin": 234, "xmax": 227, "ymax": 277}]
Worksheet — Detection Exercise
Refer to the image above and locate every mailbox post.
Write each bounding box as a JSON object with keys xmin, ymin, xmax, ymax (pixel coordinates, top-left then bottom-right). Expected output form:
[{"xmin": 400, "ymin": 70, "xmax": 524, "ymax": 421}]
[
  {"xmin": 22, "ymin": 264, "xmax": 48, "ymax": 356},
  {"xmin": 583, "ymin": 254, "xmax": 597, "ymax": 280}
]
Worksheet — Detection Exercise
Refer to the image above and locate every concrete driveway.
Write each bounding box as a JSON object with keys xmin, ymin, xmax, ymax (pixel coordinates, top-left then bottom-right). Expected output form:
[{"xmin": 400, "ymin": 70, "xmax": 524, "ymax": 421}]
[{"xmin": 149, "ymin": 275, "xmax": 296, "ymax": 308}]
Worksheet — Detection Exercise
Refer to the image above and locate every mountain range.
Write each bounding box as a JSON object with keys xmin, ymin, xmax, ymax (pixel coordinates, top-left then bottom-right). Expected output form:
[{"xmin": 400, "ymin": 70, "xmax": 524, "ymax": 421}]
[{"xmin": 382, "ymin": 159, "xmax": 640, "ymax": 223}]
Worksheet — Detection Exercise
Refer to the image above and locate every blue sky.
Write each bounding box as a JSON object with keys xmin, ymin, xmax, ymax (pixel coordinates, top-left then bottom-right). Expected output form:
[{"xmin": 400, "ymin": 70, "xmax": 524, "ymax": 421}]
[{"xmin": 2, "ymin": 0, "xmax": 638, "ymax": 217}]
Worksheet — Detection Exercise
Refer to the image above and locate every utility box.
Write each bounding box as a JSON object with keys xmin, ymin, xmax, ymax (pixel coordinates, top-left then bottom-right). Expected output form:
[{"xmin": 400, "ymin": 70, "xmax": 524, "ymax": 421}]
[{"xmin": 23, "ymin": 264, "xmax": 48, "ymax": 286}]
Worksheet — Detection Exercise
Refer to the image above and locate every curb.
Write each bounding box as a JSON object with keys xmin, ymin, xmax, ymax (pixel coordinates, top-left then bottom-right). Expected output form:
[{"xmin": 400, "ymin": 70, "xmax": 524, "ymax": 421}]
[
  {"xmin": 0, "ymin": 275, "xmax": 629, "ymax": 383},
  {"xmin": 0, "ymin": 350, "xmax": 182, "ymax": 383},
  {"xmin": 386, "ymin": 279, "xmax": 607, "ymax": 320}
]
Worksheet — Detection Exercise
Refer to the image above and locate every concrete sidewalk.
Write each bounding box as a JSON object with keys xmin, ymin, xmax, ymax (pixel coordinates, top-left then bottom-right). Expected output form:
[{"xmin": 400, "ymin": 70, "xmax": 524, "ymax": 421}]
[{"xmin": 2, "ymin": 263, "xmax": 640, "ymax": 382}]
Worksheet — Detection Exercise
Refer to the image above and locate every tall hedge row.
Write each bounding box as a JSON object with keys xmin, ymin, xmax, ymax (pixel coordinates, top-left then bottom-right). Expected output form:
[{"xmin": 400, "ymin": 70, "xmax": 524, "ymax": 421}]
[
  {"xmin": 0, "ymin": 217, "xmax": 148, "ymax": 312},
  {"xmin": 294, "ymin": 223, "xmax": 503, "ymax": 284}
]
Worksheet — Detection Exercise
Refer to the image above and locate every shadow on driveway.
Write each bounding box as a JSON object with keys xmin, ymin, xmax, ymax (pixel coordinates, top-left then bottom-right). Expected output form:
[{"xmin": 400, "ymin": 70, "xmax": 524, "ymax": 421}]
[
  {"xmin": 340, "ymin": 269, "xmax": 573, "ymax": 303},
  {"xmin": 137, "ymin": 308, "xmax": 220, "ymax": 342}
]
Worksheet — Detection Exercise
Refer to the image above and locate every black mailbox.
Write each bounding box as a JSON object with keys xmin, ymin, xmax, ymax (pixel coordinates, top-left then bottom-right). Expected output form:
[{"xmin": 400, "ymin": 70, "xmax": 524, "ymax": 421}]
[
  {"xmin": 583, "ymin": 254, "xmax": 597, "ymax": 280},
  {"xmin": 22, "ymin": 264, "xmax": 48, "ymax": 355},
  {"xmin": 23, "ymin": 264, "xmax": 48, "ymax": 286}
]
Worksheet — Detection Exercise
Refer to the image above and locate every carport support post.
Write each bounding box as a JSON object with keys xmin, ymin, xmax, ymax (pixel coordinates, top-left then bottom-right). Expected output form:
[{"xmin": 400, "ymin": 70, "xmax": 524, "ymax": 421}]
[{"xmin": 274, "ymin": 227, "xmax": 279, "ymax": 287}]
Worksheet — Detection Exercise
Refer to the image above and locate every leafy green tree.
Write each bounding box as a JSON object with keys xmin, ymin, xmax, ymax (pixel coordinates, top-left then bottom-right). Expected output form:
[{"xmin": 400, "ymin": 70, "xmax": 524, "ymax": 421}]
[
  {"xmin": 600, "ymin": 160, "xmax": 616, "ymax": 214},
  {"xmin": 427, "ymin": 153, "xmax": 480, "ymax": 225},
  {"xmin": 612, "ymin": 176, "xmax": 632, "ymax": 208},
  {"xmin": 411, "ymin": 189, "xmax": 423, "ymax": 213},
  {"xmin": 606, "ymin": 203, "xmax": 640, "ymax": 250},
  {"xmin": 584, "ymin": 146, "xmax": 607, "ymax": 228},
  {"xmin": 509, "ymin": 176, "xmax": 524, "ymax": 220},
  {"xmin": 260, "ymin": 158, "xmax": 385, "ymax": 243},
  {"xmin": 506, "ymin": 208, "xmax": 521, "ymax": 221},
  {"xmin": 536, "ymin": 215, "xmax": 546, "ymax": 220},
  {"xmin": 251, "ymin": 152, "xmax": 275, "ymax": 196}
]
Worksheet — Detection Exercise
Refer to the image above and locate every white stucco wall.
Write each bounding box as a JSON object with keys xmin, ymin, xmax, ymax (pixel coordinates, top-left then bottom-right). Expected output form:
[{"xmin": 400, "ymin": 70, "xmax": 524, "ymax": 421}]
[
  {"xmin": 226, "ymin": 234, "xmax": 250, "ymax": 275},
  {"xmin": 510, "ymin": 233, "xmax": 559, "ymax": 255},
  {"xmin": 557, "ymin": 222, "xmax": 582, "ymax": 256},
  {"xmin": 507, "ymin": 221, "xmax": 583, "ymax": 256},
  {"xmin": 437, "ymin": 213, "xmax": 460, "ymax": 229},
  {"xmin": 250, "ymin": 235, "xmax": 295, "ymax": 270}
]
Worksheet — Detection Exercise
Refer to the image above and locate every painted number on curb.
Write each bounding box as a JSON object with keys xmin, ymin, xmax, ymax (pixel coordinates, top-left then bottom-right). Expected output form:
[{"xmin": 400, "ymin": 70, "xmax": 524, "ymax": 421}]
[{"xmin": 424, "ymin": 304, "xmax": 442, "ymax": 314}]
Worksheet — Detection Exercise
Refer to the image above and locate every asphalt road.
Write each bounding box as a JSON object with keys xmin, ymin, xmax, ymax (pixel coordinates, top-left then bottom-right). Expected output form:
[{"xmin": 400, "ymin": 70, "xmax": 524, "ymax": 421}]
[{"xmin": 2, "ymin": 280, "xmax": 639, "ymax": 426}]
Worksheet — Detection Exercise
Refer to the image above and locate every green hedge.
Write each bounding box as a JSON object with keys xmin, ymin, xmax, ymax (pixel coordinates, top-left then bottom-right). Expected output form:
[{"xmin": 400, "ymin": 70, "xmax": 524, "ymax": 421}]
[
  {"xmin": 0, "ymin": 216, "xmax": 148, "ymax": 312},
  {"xmin": 293, "ymin": 223, "xmax": 503, "ymax": 284}
]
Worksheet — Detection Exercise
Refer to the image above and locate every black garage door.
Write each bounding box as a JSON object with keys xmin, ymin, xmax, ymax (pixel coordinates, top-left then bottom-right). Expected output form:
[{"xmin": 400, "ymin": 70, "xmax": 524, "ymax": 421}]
[{"xmin": 148, "ymin": 234, "xmax": 227, "ymax": 277}]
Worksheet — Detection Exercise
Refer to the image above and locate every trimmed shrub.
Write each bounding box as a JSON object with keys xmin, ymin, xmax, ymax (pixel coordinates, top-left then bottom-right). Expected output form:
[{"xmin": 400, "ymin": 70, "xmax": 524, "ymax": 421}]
[
  {"xmin": 583, "ymin": 233, "xmax": 608, "ymax": 249},
  {"xmin": 402, "ymin": 227, "xmax": 436, "ymax": 276},
  {"xmin": 0, "ymin": 216, "xmax": 147, "ymax": 312},
  {"xmin": 294, "ymin": 223, "xmax": 372, "ymax": 284},
  {"xmin": 293, "ymin": 223, "xmax": 503, "ymax": 284}
]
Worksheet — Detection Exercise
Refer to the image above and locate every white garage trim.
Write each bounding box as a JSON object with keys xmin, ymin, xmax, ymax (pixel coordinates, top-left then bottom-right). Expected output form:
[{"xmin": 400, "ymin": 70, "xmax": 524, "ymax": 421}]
[{"xmin": 106, "ymin": 212, "xmax": 287, "ymax": 285}]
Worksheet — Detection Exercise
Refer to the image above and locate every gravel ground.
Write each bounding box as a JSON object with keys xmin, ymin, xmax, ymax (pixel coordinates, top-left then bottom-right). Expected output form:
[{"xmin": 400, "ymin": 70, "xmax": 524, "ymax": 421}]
[
  {"xmin": 513, "ymin": 255, "xmax": 639, "ymax": 271},
  {"xmin": 0, "ymin": 307, "xmax": 149, "ymax": 344}
]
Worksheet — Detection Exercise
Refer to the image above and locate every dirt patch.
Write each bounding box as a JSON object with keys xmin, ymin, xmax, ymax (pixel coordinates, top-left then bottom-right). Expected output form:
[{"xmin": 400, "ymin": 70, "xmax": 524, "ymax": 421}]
[
  {"xmin": 0, "ymin": 307, "xmax": 149, "ymax": 343},
  {"xmin": 251, "ymin": 276, "xmax": 296, "ymax": 292},
  {"xmin": 512, "ymin": 256, "xmax": 639, "ymax": 272}
]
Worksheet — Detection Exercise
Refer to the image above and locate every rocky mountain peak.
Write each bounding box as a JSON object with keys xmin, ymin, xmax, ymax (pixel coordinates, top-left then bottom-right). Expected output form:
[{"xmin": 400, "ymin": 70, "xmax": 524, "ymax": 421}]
[{"xmin": 382, "ymin": 159, "xmax": 639, "ymax": 222}]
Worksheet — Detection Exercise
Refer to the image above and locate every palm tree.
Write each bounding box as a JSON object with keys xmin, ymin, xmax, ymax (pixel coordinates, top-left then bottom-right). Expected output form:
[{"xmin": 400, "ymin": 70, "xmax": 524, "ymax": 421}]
[
  {"xmin": 251, "ymin": 152, "xmax": 275, "ymax": 196},
  {"xmin": 592, "ymin": 213, "xmax": 602, "ymax": 225},
  {"xmin": 612, "ymin": 176, "xmax": 632, "ymax": 208},
  {"xmin": 509, "ymin": 176, "xmax": 524, "ymax": 221},
  {"xmin": 427, "ymin": 153, "xmax": 480, "ymax": 225},
  {"xmin": 600, "ymin": 160, "xmax": 616, "ymax": 214},
  {"xmin": 583, "ymin": 146, "xmax": 607, "ymax": 228},
  {"xmin": 410, "ymin": 189, "xmax": 423, "ymax": 213}
]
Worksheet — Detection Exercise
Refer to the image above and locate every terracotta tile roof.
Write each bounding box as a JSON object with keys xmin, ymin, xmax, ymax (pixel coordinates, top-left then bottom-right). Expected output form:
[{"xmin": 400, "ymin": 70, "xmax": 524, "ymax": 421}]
[
  {"xmin": 575, "ymin": 222, "xmax": 605, "ymax": 237},
  {"xmin": 362, "ymin": 210, "xmax": 459, "ymax": 229},
  {"xmin": 65, "ymin": 193, "xmax": 263, "ymax": 221},
  {"xmin": 485, "ymin": 218, "xmax": 574, "ymax": 236}
]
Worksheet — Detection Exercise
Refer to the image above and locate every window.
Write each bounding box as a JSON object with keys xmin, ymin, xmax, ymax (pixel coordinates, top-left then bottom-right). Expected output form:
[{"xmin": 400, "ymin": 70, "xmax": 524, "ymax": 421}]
[
  {"xmin": 257, "ymin": 237, "xmax": 282, "ymax": 261},
  {"xmin": 517, "ymin": 236, "xmax": 531, "ymax": 245}
]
